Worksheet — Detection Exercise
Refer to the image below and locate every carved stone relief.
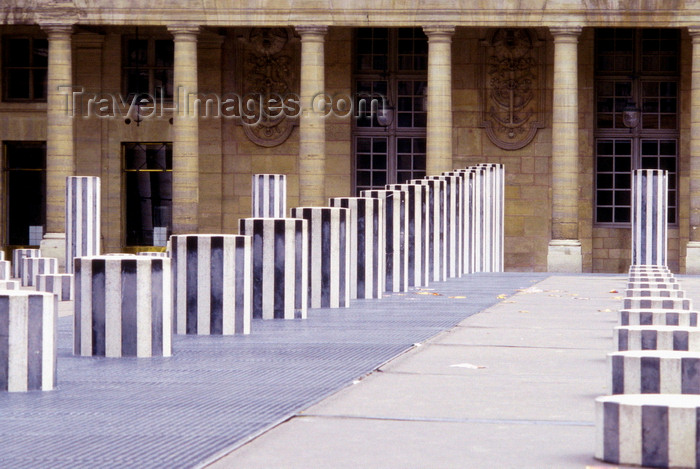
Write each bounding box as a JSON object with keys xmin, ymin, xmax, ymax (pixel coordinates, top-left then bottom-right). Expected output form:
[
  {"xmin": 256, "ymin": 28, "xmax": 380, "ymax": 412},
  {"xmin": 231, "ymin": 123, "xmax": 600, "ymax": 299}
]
[
  {"xmin": 237, "ymin": 27, "xmax": 298, "ymax": 147},
  {"xmin": 480, "ymin": 28, "xmax": 544, "ymax": 151}
]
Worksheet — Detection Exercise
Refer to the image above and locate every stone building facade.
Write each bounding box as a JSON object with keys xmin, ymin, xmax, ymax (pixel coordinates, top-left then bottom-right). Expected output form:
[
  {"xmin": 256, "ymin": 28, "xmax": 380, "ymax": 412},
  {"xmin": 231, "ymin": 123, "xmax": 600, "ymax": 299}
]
[{"xmin": 0, "ymin": 0, "xmax": 698, "ymax": 272}]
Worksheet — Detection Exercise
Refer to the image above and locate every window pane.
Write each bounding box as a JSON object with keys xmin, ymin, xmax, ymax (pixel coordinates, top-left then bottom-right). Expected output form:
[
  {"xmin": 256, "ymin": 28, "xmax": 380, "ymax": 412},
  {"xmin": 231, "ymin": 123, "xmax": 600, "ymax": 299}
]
[
  {"xmin": 6, "ymin": 38, "xmax": 30, "ymax": 66},
  {"xmin": 4, "ymin": 142, "xmax": 46, "ymax": 246}
]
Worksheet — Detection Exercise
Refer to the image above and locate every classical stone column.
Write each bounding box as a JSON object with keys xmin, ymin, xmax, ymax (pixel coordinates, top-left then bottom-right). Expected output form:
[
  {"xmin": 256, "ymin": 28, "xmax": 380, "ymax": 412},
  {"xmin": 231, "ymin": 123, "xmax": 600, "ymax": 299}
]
[
  {"xmin": 169, "ymin": 25, "xmax": 200, "ymax": 234},
  {"xmin": 424, "ymin": 26, "xmax": 455, "ymax": 176},
  {"xmin": 686, "ymin": 28, "xmax": 700, "ymax": 273},
  {"xmin": 41, "ymin": 24, "xmax": 74, "ymax": 269},
  {"xmin": 296, "ymin": 26, "xmax": 328, "ymax": 207},
  {"xmin": 547, "ymin": 27, "xmax": 582, "ymax": 273}
]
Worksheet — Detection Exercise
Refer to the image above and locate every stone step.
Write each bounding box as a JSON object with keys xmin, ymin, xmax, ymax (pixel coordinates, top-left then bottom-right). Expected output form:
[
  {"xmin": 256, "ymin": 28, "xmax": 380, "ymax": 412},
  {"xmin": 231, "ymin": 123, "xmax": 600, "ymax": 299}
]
[
  {"xmin": 623, "ymin": 297, "xmax": 691, "ymax": 310},
  {"xmin": 619, "ymin": 309, "xmax": 698, "ymax": 327},
  {"xmin": 595, "ymin": 394, "xmax": 700, "ymax": 468},
  {"xmin": 614, "ymin": 325, "xmax": 700, "ymax": 351},
  {"xmin": 608, "ymin": 350, "xmax": 700, "ymax": 394}
]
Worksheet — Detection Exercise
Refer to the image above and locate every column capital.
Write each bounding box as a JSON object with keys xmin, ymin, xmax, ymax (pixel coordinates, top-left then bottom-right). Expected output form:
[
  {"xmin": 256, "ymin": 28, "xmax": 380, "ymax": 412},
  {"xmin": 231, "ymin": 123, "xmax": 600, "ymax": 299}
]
[
  {"xmin": 168, "ymin": 25, "xmax": 200, "ymax": 41},
  {"xmin": 423, "ymin": 25, "xmax": 456, "ymax": 39},
  {"xmin": 689, "ymin": 26, "xmax": 700, "ymax": 40},
  {"xmin": 295, "ymin": 25, "xmax": 328, "ymax": 38},
  {"xmin": 41, "ymin": 24, "xmax": 74, "ymax": 38},
  {"xmin": 549, "ymin": 26, "xmax": 582, "ymax": 40}
]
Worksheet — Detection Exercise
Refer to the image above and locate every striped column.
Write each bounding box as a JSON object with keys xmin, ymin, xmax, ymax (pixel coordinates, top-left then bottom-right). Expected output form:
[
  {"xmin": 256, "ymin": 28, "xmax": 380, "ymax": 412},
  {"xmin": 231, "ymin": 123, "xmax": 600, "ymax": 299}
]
[
  {"xmin": 623, "ymin": 297, "xmax": 691, "ymax": 310},
  {"xmin": 615, "ymin": 326, "xmax": 700, "ymax": 351},
  {"xmin": 0, "ymin": 291, "xmax": 57, "ymax": 392},
  {"xmin": 595, "ymin": 394, "xmax": 700, "ymax": 467},
  {"xmin": 0, "ymin": 280, "xmax": 20, "ymax": 290},
  {"xmin": 74, "ymin": 256, "xmax": 172, "ymax": 357},
  {"xmin": 361, "ymin": 190, "xmax": 409, "ymax": 292},
  {"xmin": 329, "ymin": 197, "xmax": 385, "ymax": 299},
  {"xmin": 624, "ymin": 289, "xmax": 685, "ymax": 298},
  {"xmin": 619, "ymin": 310, "xmax": 697, "ymax": 327},
  {"xmin": 171, "ymin": 234, "xmax": 252, "ymax": 335},
  {"xmin": 36, "ymin": 273, "xmax": 73, "ymax": 301},
  {"xmin": 445, "ymin": 169, "xmax": 474, "ymax": 274},
  {"xmin": 12, "ymin": 249, "xmax": 40, "ymax": 279},
  {"xmin": 22, "ymin": 257, "xmax": 58, "ymax": 287},
  {"xmin": 430, "ymin": 174, "xmax": 464, "ymax": 278},
  {"xmin": 411, "ymin": 178, "xmax": 447, "ymax": 282},
  {"xmin": 632, "ymin": 169, "xmax": 668, "ymax": 266},
  {"xmin": 290, "ymin": 207, "xmax": 350, "ymax": 309},
  {"xmin": 386, "ymin": 184, "xmax": 430, "ymax": 287},
  {"xmin": 138, "ymin": 251, "xmax": 170, "ymax": 258},
  {"xmin": 609, "ymin": 350, "xmax": 700, "ymax": 394},
  {"xmin": 239, "ymin": 218, "xmax": 308, "ymax": 319},
  {"xmin": 252, "ymin": 174, "xmax": 287, "ymax": 218},
  {"xmin": 0, "ymin": 260, "xmax": 10, "ymax": 280},
  {"xmin": 65, "ymin": 176, "xmax": 100, "ymax": 274},
  {"xmin": 473, "ymin": 163, "xmax": 505, "ymax": 272}
]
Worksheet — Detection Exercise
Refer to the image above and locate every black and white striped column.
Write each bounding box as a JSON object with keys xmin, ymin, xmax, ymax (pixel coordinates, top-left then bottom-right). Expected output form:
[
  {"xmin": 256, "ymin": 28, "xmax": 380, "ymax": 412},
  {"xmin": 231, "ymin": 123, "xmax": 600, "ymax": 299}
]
[
  {"xmin": 595, "ymin": 394, "xmax": 700, "ymax": 467},
  {"xmin": 361, "ymin": 190, "xmax": 409, "ymax": 292},
  {"xmin": 74, "ymin": 256, "xmax": 172, "ymax": 357},
  {"xmin": 36, "ymin": 274, "xmax": 74, "ymax": 301},
  {"xmin": 0, "ymin": 260, "xmax": 10, "ymax": 280},
  {"xmin": 619, "ymin": 310, "xmax": 697, "ymax": 327},
  {"xmin": 624, "ymin": 288, "xmax": 685, "ymax": 298},
  {"xmin": 0, "ymin": 291, "xmax": 57, "ymax": 392},
  {"xmin": 445, "ymin": 169, "xmax": 475, "ymax": 274},
  {"xmin": 608, "ymin": 350, "xmax": 700, "ymax": 394},
  {"xmin": 410, "ymin": 178, "xmax": 447, "ymax": 282},
  {"xmin": 386, "ymin": 184, "xmax": 430, "ymax": 288},
  {"xmin": 171, "ymin": 234, "xmax": 252, "ymax": 335},
  {"xmin": 623, "ymin": 297, "xmax": 691, "ymax": 310},
  {"xmin": 631, "ymin": 169, "xmax": 668, "ymax": 266},
  {"xmin": 290, "ymin": 207, "xmax": 350, "ymax": 309},
  {"xmin": 138, "ymin": 251, "xmax": 169, "ymax": 258},
  {"xmin": 239, "ymin": 218, "xmax": 308, "ymax": 319},
  {"xmin": 21, "ymin": 257, "xmax": 58, "ymax": 287},
  {"xmin": 615, "ymin": 325, "xmax": 700, "ymax": 351},
  {"xmin": 329, "ymin": 197, "xmax": 385, "ymax": 299},
  {"xmin": 472, "ymin": 163, "xmax": 505, "ymax": 272},
  {"xmin": 0, "ymin": 280, "xmax": 20, "ymax": 290},
  {"xmin": 252, "ymin": 174, "xmax": 286, "ymax": 218},
  {"xmin": 12, "ymin": 249, "xmax": 40, "ymax": 279},
  {"xmin": 65, "ymin": 176, "xmax": 101, "ymax": 274},
  {"xmin": 429, "ymin": 174, "xmax": 464, "ymax": 278}
]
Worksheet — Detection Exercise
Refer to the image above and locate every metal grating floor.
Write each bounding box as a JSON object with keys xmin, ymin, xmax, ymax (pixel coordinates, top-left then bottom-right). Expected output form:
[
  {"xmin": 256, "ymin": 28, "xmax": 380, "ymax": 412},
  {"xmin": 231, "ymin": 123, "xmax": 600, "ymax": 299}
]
[{"xmin": 0, "ymin": 272, "xmax": 547, "ymax": 469}]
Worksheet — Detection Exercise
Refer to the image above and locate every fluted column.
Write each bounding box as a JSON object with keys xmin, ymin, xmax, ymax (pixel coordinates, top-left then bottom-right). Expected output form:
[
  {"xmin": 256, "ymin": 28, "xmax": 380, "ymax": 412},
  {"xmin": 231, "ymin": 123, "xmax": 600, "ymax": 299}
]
[
  {"xmin": 686, "ymin": 27, "xmax": 700, "ymax": 273},
  {"xmin": 43, "ymin": 24, "xmax": 74, "ymax": 234},
  {"xmin": 424, "ymin": 26, "xmax": 455, "ymax": 176},
  {"xmin": 296, "ymin": 26, "xmax": 328, "ymax": 207},
  {"xmin": 169, "ymin": 25, "xmax": 200, "ymax": 234},
  {"xmin": 547, "ymin": 26, "xmax": 582, "ymax": 273}
]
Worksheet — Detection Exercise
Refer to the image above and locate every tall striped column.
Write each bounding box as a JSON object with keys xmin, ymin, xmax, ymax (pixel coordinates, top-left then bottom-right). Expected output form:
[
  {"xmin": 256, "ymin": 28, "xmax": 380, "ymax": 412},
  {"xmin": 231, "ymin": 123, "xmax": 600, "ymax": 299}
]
[
  {"xmin": 361, "ymin": 190, "xmax": 409, "ymax": 292},
  {"xmin": 252, "ymin": 174, "xmax": 287, "ymax": 218},
  {"xmin": 411, "ymin": 178, "xmax": 447, "ymax": 282},
  {"xmin": 449, "ymin": 168, "xmax": 478, "ymax": 273},
  {"xmin": 22, "ymin": 257, "xmax": 58, "ymax": 287},
  {"xmin": 172, "ymin": 235, "xmax": 252, "ymax": 335},
  {"xmin": 74, "ymin": 256, "xmax": 172, "ymax": 357},
  {"xmin": 329, "ymin": 197, "xmax": 385, "ymax": 299},
  {"xmin": 0, "ymin": 291, "xmax": 57, "ymax": 392},
  {"xmin": 387, "ymin": 183, "xmax": 430, "ymax": 287},
  {"xmin": 65, "ymin": 176, "xmax": 100, "ymax": 274},
  {"xmin": 12, "ymin": 249, "xmax": 40, "ymax": 279},
  {"xmin": 431, "ymin": 174, "xmax": 464, "ymax": 278},
  {"xmin": 632, "ymin": 169, "xmax": 668, "ymax": 266},
  {"xmin": 0, "ymin": 260, "xmax": 11, "ymax": 280},
  {"xmin": 473, "ymin": 163, "xmax": 505, "ymax": 272},
  {"xmin": 291, "ymin": 207, "xmax": 350, "ymax": 309},
  {"xmin": 36, "ymin": 273, "xmax": 74, "ymax": 302},
  {"xmin": 239, "ymin": 218, "xmax": 308, "ymax": 319}
]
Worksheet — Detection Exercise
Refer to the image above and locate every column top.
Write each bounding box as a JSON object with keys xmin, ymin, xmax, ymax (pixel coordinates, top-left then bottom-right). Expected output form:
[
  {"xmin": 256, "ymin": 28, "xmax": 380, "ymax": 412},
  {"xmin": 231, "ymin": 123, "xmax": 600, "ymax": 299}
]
[
  {"xmin": 295, "ymin": 25, "xmax": 329, "ymax": 36},
  {"xmin": 41, "ymin": 24, "xmax": 74, "ymax": 36},
  {"xmin": 168, "ymin": 24, "xmax": 200, "ymax": 39},
  {"xmin": 549, "ymin": 26, "xmax": 583, "ymax": 38},
  {"xmin": 688, "ymin": 26, "xmax": 700, "ymax": 39},
  {"xmin": 423, "ymin": 25, "xmax": 456, "ymax": 37}
]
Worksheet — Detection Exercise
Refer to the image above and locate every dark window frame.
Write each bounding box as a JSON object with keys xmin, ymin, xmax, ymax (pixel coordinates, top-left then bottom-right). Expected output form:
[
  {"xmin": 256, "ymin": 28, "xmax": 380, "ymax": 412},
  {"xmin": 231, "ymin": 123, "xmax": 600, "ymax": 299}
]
[
  {"xmin": 3, "ymin": 141, "xmax": 46, "ymax": 246},
  {"xmin": 2, "ymin": 35, "xmax": 48, "ymax": 102}
]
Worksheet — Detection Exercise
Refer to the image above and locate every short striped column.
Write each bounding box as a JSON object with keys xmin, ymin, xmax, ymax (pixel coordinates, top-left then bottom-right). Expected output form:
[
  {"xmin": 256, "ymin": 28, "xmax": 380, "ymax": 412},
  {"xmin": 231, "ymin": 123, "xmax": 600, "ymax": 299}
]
[
  {"xmin": 361, "ymin": 190, "xmax": 409, "ymax": 292},
  {"xmin": 608, "ymin": 350, "xmax": 700, "ymax": 394},
  {"xmin": 631, "ymin": 169, "xmax": 668, "ymax": 266},
  {"xmin": 623, "ymin": 297, "xmax": 691, "ymax": 310},
  {"xmin": 624, "ymin": 288, "xmax": 685, "ymax": 298},
  {"xmin": 36, "ymin": 274, "xmax": 73, "ymax": 301},
  {"xmin": 74, "ymin": 256, "xmax": 172, "ymax": 357},
  {"xmin": 0, "ymin": 280, "xmax": 21, "ymax": 290},
  {"xmin": 615, "ymin": 326, "xmax": 700, "ymax": 351},
  {"xmin": 0, "ymin": 260, "xmax": 10, "ymax": 280},
  {"xmin": 171, "ymin": 234, "xmax": 252, "ymax": 334},
  {"xmin": 627, "ymin": 281, "xmax": 679, "ymax": 290},
  {"xmin": 0, "ymin": 291, "xmax": 57, "ymax": 392},
  {"xmin": 290, "ymin": 207, "xmax": 350, "ymax": 309},
  {"xmin": 429, "ymin": 174, "xmax": 464, "ymax": 278},
  {"xmin": 410, "ymin": 178, "xmax": 447, "ymax": 282},
  {"xmin": 595, "ymin": 394, "xmax": 700, "ymax": 467},
  {"xmin": 386, "ymin": 183, "xmax": 430, "ymax": 287},
  {"xmin": 239, "ymin": 218, "xmax": 308, "ymax": 319},
  {"xmin": 252, "ymin": 174, "xmax": 286, "ymax": 218},
  {"xmin": 22, "ymin": 257, "xmax": 58, "ymax": 287},
  {"xmin": 138, "ymin": 251, "xmax": 169, "ymax": 258},
  {"xmin": 12, "ymin": 249, "xmax": 40, "ymax": 279},
  {"xmin": 65, "ymin": 176, "xmax": 101, "ymax": 274},
  {"xmin": 329, "ymin": 197, "xmax": 385, "ymax": 299},
  {"xmin": 619, "ymin": 310, "xmax": 697, "ymax": 327}
]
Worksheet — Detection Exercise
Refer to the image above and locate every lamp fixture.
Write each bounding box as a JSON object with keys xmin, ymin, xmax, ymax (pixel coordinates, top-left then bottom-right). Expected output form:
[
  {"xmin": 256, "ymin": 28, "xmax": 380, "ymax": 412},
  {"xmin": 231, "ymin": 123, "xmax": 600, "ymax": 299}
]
[{"xmin": 622, "ymin": 101, "xmax": 640, "ymax": 130}]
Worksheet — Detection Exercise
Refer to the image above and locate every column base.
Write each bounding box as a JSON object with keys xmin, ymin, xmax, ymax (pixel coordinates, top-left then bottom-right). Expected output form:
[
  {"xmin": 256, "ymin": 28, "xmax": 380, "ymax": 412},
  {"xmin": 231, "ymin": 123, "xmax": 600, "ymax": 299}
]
[
  {"xmin": 39, "ymin": 233, "xmax": 66, "ymax": 272},
  {"xmin": 547, "ymin": 239, "xmax": 582, "ymax": 273},
  {"xmin": 685, "ymin": 241, "xmax": 700, "ymax": 274}
]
